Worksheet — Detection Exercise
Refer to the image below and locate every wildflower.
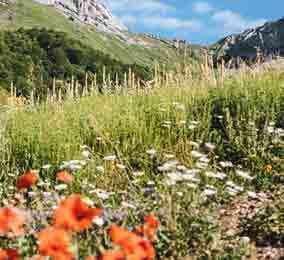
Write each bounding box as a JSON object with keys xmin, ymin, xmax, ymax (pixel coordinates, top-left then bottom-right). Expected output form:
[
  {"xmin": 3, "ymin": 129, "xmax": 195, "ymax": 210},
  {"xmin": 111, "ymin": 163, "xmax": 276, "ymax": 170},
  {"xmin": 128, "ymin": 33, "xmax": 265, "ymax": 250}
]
[
  {"xmin": 185, "ymin": 169, "xmax": 201, "ymax": 175},
  {"xmin": 235, "ymin": 170, "xmax": 253, "ymax": 180},
  {"xmin": 38, "ymin": 227, "xmax": 74, "ymax": 260},
  {"xmin": 176, "ymin": 165, "xmax": 187, "ymax": 172},
  {"xmin": 55, "ymin": 184, "xmax": 68, "ymax": 191},
  {"xmin": 93, "ymin": 217, "xmax": 105, "ymax": 227},
  {"xmin": 203, "ymin": 189, "xmax": 217, "ymax": 197},
  {"xmin": 100, "ymin": 250, "xmax": 125, "ymax": 260},
  {"xmin": 109, "ymin": 225, "xmax": 155, "ymax": 259},
  {"xmin": 162, "ymin": 123, "xmax": 171, "ymax": 129},
  {"xmin": 190, "ymin": 120, "xmax": 199, "ymax": 125},
  {"xmin": 204, "ymin": 142, "xmax": 216, "ymax": 151},
  {"xmin": 166, "ymin": 172, "xmax": 183, "ymax": 182},
  {"xmin": 42, "ymin": 164, "xmax": 52, "ymax": 170},
  {"xmin": 267, "ymin": 126, "xmax": 275, "ymax": 134},
  {"xmin": 30, "ymin": 255, "xmax": 46, "ymax": 260},
  {"xmin": 164, "ymin": 179, "xmax": 176, "ymax": 186},
  {"xmin": 91, "ymin": 190, "xmax": 114, "ymax": 200},
  {"xmin": 177, "ymin": 192, "xmax": 183, "ymax": 197},
  {"xmin": 132, "ymin": 171, "xmax": 144, "ymax": 177},
  {"xmin": 96, "ymin": 166, "xmax": 105, "ymax": 173},
  {"xmin": 85, "ymin": 256, "xmax": 97, "ymax": 260},
  {"xmin": 121, "ymin": 202, "xmax": 136, "ymax": 210},
  {"xmin": 56, "ymin": 171, "xmax": 74, "ymax": 184},
  {"xmin": 226, "ymin": 181, "xmax": 244, "ymax": 193},
  {"xmin": 173, "ymin": 102, "xmax": 185, "ymax": 111},
  {"xmin": 135, "ymin": 215, "xmax": 160, "ymax": 241},
  {"xmin": 190, "ymin": 151, "xmax": 204, "ymax": 159},
  {"xmin": 116, "ymin": 164, "xmax": 126, "ymax": 170},
  {"xmin": 195, "ymin": 162, "xmax": 208, "ymax": 169},
  {"xmin": 186, "ymin": 183, "xmax": 198, "ymax": 189},
  {"xmin": 219, "ymin": 161, "xmax": 233, "ymax": 168},
  {"xmin": 188, "ymin": 121, "xmax": 199, "ymax": 130},
  {"xmin": 158, "ymin": 160, "xmax": 179, "ymax": 172},
  {"xmin": 146, "ymin": 149, "xmax": 157, "ymax": 156},
  {"xmin": 53, "ymin": 194, "xmax": 102, "ymax": 232},
  {"xmin": 247, "ymin": 191, "xmax": 258, "ymax": 199},
  {"xmin": 103, "ymin": 155, "xmax": 117, "ymax": 161},
  {"xmin": 188, "ymin": 124, "xmax": 197, "ymax": 130},
  {"xmin": 16, "ymin": 170, "xmax": 38, "ymax": 190},
  {"xmin": 0, "ymin": 248, "xmax": 20, "ymax": 260},
  {"xmin": 0, "ymin": 208, "xmax": 26, "ymax": 236},
  {"xmin": 163, "ymin": 154, "xmax": 175, "ymax": 159},
  {"xmin": 205, "ymin": 171, "xmax": 227, "ymax": 180},
  {"xmin": 189, "ymin": 141, "xmax": 199, "ymax": 148},
  {"xmin": 198, "ymin": 156, "xmax": 210, "ymax": 163},
  {"xmin": 60, "ymin": 160, "xmax": 83, "ymax": 171},
  {"xmin": 28, "ymin": 192, "xmax": 37, "ymax": 198},
  {"xmin": 82, "ymin": 150, "xmax": 92, "ymax": 160},
  {"xmin": 263, "ymin": 164, "xmax": 272, "ymax": 173}
]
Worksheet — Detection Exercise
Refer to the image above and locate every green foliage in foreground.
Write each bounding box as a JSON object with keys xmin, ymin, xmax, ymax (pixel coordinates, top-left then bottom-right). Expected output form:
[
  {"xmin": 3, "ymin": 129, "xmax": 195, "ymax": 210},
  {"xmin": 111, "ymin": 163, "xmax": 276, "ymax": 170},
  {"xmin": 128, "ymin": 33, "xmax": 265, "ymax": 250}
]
[
  {"xmin": 0, "ymin": 71, "xmax": 283, "ymax": 258},
  {"xmin": 0, "ymin": 28, "xmax": 151, "ymax": 97}
]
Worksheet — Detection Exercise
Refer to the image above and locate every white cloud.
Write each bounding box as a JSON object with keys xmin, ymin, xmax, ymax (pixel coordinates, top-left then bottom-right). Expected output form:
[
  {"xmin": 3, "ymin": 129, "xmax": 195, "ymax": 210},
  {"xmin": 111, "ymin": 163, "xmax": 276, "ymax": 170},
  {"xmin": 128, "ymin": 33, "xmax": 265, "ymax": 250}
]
[
  {"xmin": 121, "ymin": 15, "xmax": 203, "ymax": 31},
  {"xmin": 144, "ymin": 17, "xmax": 202, "ymax": 31},
  {"xmin": 212, "ymin": 10, "xmax": 266, "ymax": 34},
  {"xmin": 106, "ymin": 0, "xmax": 174, "ymax": 13},
  {"xmin": 107, "ymin": 0, "xmax": 203, "ymax": 33},
  {"xmin": 192, "ymin": 1, "xmax": 214, "ymax": 14}
]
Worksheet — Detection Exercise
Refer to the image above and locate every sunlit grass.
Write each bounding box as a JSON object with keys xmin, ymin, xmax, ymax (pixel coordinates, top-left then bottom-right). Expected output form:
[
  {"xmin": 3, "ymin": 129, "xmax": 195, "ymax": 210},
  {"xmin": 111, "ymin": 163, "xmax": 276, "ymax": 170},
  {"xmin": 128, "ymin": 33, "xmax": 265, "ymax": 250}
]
[{"xmin": 0, "ymin": 68, "xmax": 283, "ymax": 258}]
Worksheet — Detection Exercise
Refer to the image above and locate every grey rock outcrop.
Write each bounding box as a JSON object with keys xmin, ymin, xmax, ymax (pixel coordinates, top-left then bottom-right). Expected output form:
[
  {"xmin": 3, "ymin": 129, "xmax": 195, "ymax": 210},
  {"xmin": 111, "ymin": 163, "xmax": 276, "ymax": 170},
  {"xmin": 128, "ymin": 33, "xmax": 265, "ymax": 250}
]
[
  {"xmin": 213, "ymin": 17, "xmax": 284, "ymax": 65},
  {"xmin": 34, "ymin": 0, "xmax": 127, "ymax": 35}
]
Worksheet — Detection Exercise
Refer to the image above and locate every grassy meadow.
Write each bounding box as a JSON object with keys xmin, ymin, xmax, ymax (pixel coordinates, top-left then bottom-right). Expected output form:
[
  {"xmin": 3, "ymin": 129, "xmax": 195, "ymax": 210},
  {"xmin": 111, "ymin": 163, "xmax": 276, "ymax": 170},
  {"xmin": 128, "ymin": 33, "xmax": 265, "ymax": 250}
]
[{"xmin": 0, "ymin": 64, "xmax": 283, "ymax": 259}]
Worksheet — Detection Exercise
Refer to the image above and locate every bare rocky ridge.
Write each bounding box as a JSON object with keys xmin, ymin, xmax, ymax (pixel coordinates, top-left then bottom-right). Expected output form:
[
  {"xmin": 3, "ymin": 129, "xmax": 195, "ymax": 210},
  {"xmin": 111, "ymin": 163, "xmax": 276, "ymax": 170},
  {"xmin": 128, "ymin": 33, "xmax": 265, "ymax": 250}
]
[
  {"xmin": 213, "ymin": 17, "xmax": 284, "ymax": 66},
  {"xmin": 34, "ymin": 0, "xmax": 128, "ymax": 35},
  {"xmin": 1, "ymin": 0, "xmax": 128, "ymax": 37}
]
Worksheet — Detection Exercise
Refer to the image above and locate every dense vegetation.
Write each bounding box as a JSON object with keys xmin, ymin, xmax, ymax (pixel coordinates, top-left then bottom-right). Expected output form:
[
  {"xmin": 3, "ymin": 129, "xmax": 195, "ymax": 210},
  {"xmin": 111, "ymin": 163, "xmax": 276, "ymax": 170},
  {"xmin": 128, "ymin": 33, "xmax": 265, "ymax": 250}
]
[
  {"xmin": 0, "ymin": 67, "xmax": 283, "ymax": 258},
  {"xmin": 0, "ymin": 28, "xmax": 151, "ymax": 96}
]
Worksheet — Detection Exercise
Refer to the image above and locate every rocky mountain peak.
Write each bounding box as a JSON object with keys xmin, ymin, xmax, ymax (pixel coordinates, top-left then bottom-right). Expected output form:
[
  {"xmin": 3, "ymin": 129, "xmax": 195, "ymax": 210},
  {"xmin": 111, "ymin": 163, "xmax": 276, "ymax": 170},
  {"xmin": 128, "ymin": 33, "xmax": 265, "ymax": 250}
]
[
  {"xmin": 26, "ymin": 0, "xmax": 128, "ymax": 35},
  {"xmin": 212, "ymin": 17, "xmax": 284, "ymax": 66}
]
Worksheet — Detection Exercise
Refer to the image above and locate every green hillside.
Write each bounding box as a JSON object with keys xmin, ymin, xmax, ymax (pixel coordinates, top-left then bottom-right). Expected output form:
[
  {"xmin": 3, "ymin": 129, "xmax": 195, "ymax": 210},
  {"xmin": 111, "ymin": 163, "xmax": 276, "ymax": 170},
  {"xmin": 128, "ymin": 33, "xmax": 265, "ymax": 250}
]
[
  {"xmin": 0, "ymin": 28, "xmax": 151, "ymax": 97},
  {"xmin": 0, "ymin": 0, "xmax": 201, "ymax": 67}
]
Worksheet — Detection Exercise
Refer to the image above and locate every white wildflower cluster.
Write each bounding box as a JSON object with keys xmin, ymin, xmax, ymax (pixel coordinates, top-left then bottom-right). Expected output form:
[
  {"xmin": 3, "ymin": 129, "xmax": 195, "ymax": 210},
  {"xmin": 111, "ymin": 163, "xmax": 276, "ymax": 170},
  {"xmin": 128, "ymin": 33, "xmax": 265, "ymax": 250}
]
[
  {"xmin": 235, "ymin": 170, "xmax": 253, "ymax": 181},
  {"xmin": 172, "ymin": 101, "xmax": 185, "ymax": 111},
  {"xmin": 226, "ymin": 181, "xmax": 244, "ymax": 196},
  {"xmin": 59, "ymin": 160, "xmax": 86, "ymax": 171},
  {"xmin": 188, "ymin": 120, "xmax": 199, "ymax": 130},
  {"xmin": 90, "ymin": 189, "xmax": 114, "ymax": 200}
]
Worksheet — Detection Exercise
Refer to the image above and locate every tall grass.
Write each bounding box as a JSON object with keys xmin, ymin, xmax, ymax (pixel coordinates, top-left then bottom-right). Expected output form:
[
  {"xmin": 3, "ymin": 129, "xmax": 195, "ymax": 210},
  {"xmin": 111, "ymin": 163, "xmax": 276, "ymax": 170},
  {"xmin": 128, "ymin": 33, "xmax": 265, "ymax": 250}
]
[
  {"xmin": 0, "ymin": 61, "xmax": 283, "ymax": 258},
  {"xmin": 2, "ymin": 65, "xmax": 283, "ymax": 177}
]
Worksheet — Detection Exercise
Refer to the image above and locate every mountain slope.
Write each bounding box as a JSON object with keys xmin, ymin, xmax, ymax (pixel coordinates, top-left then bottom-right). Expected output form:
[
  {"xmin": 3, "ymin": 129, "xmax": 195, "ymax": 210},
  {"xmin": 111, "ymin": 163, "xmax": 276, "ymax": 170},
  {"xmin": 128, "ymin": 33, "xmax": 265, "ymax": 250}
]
[
  {"xmin": 212, "ymin": 17, "xmax": 284, "ymax": 64},
  {"xmin": 0, "ymin": 28, "xmax": 151, "ymax": 96},
  {"xmin": 0, "ymin": 0, "xmax": 200, "ymax": 67},
  {"xmin": 32, "ymin": 0, "xmax": 128, "ymax": 36}
]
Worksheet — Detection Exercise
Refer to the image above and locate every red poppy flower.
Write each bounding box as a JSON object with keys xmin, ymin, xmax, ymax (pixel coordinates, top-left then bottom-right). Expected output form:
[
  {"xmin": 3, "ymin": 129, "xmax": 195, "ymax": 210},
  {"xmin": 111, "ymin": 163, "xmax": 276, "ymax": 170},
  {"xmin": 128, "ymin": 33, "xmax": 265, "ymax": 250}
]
[
  {"xmin": 85, "ymin": 256, "xmax": 97, "ymax": 260},
  {"xmin": 56, "ymin": 171, "xmax": 74, "ymax": 183},
  {"xmin": 38, "ymin": 227, "xmax": 74, "ymax": 260},
  {"xmin": 0, "ymin": 248, "xmax": 20, "ymax": 260},
  {"xmin": 135, "ymin": 214, "xmax": 159, "ymax": 241},
  {"xmin": 109, "ymin": 225, "xmax": 155, "ymax": 259},
  {"xmin": 16, "ymin": 170, "xmax": 38, "ymax": 190},
  {"xmin": 53, "ymin": 194, "xmax": 102, "ymax": 232},
  {"xmin": 0, "ymin": 208, "xmax": 26, "ymax": 236},
  {"xmin": 101, "ymin": 250, "xmax": 125, "ymax": 260}
]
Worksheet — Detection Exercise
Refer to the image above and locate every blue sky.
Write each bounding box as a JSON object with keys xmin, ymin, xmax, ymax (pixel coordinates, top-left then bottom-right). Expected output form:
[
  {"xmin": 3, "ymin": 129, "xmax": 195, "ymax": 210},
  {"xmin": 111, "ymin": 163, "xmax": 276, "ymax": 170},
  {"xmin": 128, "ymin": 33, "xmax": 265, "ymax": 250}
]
[{"xmin": 105, "ymin": 0, "xmax": 284, "ymax": 44}]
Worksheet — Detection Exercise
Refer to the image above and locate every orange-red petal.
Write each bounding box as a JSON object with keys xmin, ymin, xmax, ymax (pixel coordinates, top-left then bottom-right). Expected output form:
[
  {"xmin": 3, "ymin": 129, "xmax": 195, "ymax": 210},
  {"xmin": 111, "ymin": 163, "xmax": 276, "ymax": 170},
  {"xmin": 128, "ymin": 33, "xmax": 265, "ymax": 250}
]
[{"xmin": 16, "ymin": 170, "xmax": 38, "ymax": 190}]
